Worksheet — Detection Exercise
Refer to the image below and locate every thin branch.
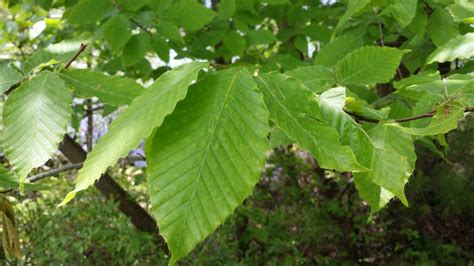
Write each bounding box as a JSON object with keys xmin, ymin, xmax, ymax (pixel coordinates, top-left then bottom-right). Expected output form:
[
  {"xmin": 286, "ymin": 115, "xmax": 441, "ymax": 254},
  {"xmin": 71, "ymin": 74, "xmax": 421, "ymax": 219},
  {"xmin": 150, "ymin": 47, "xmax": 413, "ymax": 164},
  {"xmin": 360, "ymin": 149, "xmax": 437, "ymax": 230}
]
[
  {"xmin": 130, "ymin": 18, "xmax": 150, "ymax": 33},
  {"xmin": 28, "ymin": 163, "xmax": 83, "ymax": 183},
  {"xmin": 28, "ymin": 155, "xmax": 147, "ymax": 183},
  {"xmin": 345, "ymin": 107, "xmax": 474, "ymax": 124},
  {"xmin": 64, "ymin": 43, "xmax": 88, "ymax": 69}
]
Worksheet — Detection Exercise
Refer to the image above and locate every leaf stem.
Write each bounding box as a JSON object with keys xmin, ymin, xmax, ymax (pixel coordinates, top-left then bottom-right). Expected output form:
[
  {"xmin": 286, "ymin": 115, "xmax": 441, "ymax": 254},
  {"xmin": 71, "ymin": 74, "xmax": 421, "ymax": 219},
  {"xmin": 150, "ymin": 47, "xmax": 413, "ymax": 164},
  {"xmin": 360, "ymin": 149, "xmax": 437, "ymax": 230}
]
[{"xmin": 63, "ymin": 43, "xmax": 88, "ymax": 69}]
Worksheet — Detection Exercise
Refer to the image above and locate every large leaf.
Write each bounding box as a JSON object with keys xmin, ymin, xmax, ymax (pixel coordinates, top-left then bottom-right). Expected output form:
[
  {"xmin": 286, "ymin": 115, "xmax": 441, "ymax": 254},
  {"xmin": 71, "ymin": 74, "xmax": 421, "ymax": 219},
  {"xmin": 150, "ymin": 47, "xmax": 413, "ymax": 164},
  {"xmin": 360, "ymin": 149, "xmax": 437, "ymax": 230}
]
[
  {"xmin": 60, "ymin": 69, "xmax": 145, "ymax": 106},
  {"xmin": 255, "ymin": 73, "xmax": 364, "ymax": 172},
  {"xmin": 0, "ymin": 66, "xmax": 23, "ymax": 94},
  {"xmin": 60, "ymin": 62, "xmax": 207, "ymax": 205},
  {"xmin": 318, "ymin": 87, "xmax": 411, "ymax": 212},
  {"xmin": 286, "ymin": 66, "xmax": 335, "ymax": 93},
  {"xmin": 147, "ymin": 69, "xmax": 269, "ymax": 265},
  {"xmin": 426, "ymin": 33, "xmax": 474, "ymax": 64},
  {"xmin": 336, "ymin": 46, "xmax": 404, "ymax": 86},
  {"xmin": 3, "ymin": 72, "xmax": 72, "ymax": 179},
  {"xmin": 448, "ymin": 0, "xmax": 474, "ymax": 22}
]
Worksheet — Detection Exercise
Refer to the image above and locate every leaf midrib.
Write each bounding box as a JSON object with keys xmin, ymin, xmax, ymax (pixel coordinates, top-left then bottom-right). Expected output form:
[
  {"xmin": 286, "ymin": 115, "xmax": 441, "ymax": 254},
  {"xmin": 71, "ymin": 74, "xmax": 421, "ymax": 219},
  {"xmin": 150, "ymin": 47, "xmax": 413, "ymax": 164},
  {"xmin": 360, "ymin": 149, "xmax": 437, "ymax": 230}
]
[{"xmin": 174, "ymin": 72, "xmax": 239, "ymax": 251}]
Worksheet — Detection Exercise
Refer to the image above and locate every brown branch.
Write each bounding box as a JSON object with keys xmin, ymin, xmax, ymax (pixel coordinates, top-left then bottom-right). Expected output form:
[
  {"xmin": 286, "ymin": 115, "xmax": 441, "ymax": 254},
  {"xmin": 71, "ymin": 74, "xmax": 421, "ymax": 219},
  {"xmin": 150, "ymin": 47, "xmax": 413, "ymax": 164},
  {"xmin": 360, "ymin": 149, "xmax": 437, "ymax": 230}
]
[
  {"xmin": 63, "ymin": 43, "xmax": 88, "ymax": 69},
  {"xmin": 345, "ymin": 107, "xmax": 474, "ymax": 124},
  {"xmin": 28, "ymin": 163, "xmax": 83, "ymax": 183}
]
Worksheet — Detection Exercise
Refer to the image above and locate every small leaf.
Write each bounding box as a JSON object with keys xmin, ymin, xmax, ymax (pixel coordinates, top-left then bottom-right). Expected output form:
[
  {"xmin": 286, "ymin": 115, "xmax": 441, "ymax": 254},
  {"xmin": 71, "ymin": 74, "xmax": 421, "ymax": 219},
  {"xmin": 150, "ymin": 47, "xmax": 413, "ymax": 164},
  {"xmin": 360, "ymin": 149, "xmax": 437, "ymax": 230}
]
[
  {"xmin": 147, "ymin": 69, "xmax": 269, "ymax": 265},
  {"xmin": 102, "ymin": 15, "xmax": 132, "ymax": 52},
  {"xmin": 314, "ymin": 35, "xmax": 364, "ymax": 68},
  {"xmin": 223, "ymin": 31, "xmax": 246, "ymax": 56},
  {"xmin": 219, "ymin": 0, "xmax": 235, "ymax": 19},
  {"xmin": 163, "ymin": 0, "xmax": 216, "ymax": 32},
  {"xmin": 65, "ymin": 0, "xmax": 114, "ymax": 25},
  {"xmin": 60, "ymin": 62, "xmax": 207, "ymax": 206},
  {"xmin": 122, "ymin": 33, "xmax": 151, "ymax": 67},
  {"xmin": 389, "ymin": 101, "xmax": 466, "ymax": 136},
  {"xmin": 389, "ymin": 0, "xmax": 417, "ymax": 28},
  {"xmin": 286, "ymin": 65, "xmax": 335, "ymax": 93},
  {"xmin": 336, "ymin": 46, "xmax": 404, "ymax": 85},
  {"xmin": 0, "ymin": 66, "xmax": 23, "ymax": 94},
  {"xmin": 151, "ymin": 34, "xmax": 170, "ymax": 63},
  {"xmin": 3, "ymin": 72, "xmax": 72, "ymax": 179},
  {"xmin": 60, "ymin": 69, "xmax": 145, "ymax": 106}
]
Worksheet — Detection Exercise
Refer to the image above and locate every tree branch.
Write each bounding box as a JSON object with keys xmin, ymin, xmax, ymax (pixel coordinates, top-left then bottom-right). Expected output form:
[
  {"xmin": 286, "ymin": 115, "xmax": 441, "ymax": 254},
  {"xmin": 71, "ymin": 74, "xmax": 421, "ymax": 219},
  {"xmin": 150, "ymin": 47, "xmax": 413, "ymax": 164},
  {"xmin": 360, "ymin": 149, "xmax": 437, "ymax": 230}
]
[
  {"xmin": 345, "ymin": 107, "xmax": 474, "ymax": 124},
  {"xmin": 64, "ymin": 43, "xmax": 88, "ymax": 69},
  {"xmin": 28, "ymin": 163, "xmax": 83, "ymax": 183}
]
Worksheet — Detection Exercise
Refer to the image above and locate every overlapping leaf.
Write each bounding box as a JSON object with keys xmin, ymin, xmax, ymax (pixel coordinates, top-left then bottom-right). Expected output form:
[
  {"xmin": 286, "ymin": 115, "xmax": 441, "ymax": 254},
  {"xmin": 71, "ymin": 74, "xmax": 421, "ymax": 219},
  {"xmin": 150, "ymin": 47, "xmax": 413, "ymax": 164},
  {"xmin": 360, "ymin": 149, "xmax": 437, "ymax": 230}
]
[
  {"xmin": 426, "ymin": 33, "xmax": 474, "ymax": 64},
  {"xmin": 336, "ymin": 46, "xmax": 404, "ymax": 86},
  {"xmin": 60, "ymin": 69, "xmax": 145, "ymax": 106},
  {"xmin": 60, "ymin": 62, "xmax": 207, "ymax": 205},
  {"xmin": 317, "ymin": 87, "xmax": 413, "ymax": 212},
  {"xmin": 286, "ymin": 66, "xmax": 335, "ymax": 93},
  {"xmin": 255, "ymin": 73, "xmax": 364, "ymax": 172},
  {"xmin": 3, "ymin": 72, "xmax": 72, "ymax": 179},
  {"xmin": 0, "ymin": 66, "xmax": 23, "ymax": 94},
  {"xmin": 147, "ymin": 69, "xmax": 269, "ymax": 265}
]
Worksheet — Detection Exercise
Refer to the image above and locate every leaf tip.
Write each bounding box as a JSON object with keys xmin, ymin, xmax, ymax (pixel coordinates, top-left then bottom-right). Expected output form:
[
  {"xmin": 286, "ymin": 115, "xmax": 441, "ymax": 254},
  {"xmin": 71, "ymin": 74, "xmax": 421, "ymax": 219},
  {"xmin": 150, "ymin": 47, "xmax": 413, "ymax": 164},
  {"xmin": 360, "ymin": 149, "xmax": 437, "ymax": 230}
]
[{"xmin": 58, "ymin": 191, "xmax": 77, "ymax": 207}]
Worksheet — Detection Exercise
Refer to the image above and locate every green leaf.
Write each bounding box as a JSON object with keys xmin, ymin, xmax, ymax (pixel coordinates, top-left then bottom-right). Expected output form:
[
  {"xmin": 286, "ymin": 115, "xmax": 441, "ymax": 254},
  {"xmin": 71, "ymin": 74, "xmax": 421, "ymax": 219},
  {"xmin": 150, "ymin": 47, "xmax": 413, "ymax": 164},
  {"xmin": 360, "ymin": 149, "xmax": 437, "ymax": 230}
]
[
  {"xmin": 286, "ymin": 66, "xmax": 335, "ymax": 93},
  {"xmin": 262, "ymin": 0, "xmax": 289, "ymax": 4},
  {"xmin": 219, "ymin": 0, "xmax": 236, "ymax": 19},
  {"xmin": 336, "ymin": 46, "xmax": 404, "ymax": 85},
  {"xmin": 448, "ymin": 0, "xmax": 474, "ymax": 22},
  {"xmin": 389, "ymin": 101, "xmax": 466, "ymax": 136},
  {"xmin": 314, "ymin": 35, "xmax": 364, "ymax": 68},
  {"xmin": 223, "ymin": 31, "xmax": 246, "ymax": 56},
  {"xmin": 0, "ymin": 165, "xmax": 47, "ymax": 192},
  {"xmin": 151, "ymin": 35, "xmax": 170, "ymax": 63},
  {"xmin": 255, "ymin": 73, "xmax": 364, "ymax": 172},
  {"xmin": 246, "ymin": 30, "xmax": 276, "ymax": 45},
  {"xmin": 122, "ymin": 33, "xmax": 151, "ymax": 67},
  {"xmin": 60, "ymin": 69, "xmax": 145, "ymax": 106},
  {"xmin": 389, "ymin": 0, "xmax": 417, "ymax": 28},
  {"xmin": 426, "ymin": 33, "xmax": 474, "ymax": 64},
  {"xmin": 23, "ymin": 40, "xmax": 86, "ymax": 74},
  {"xmin": 427, "ymin": 8, "xmax": 459, "ymax": 47},
  {"xmin": 147, "ymin": 69, "xmax": 269, "ymax": 265},
  {"xmin": 60, "ymin": 62, "xmax": 207, "ymax": 206},
  {"xmin": 332, "ymin": 0, "xmax": 372, "ymax": 39},
  {"xmin": 117, "ymin": 0, "xmax": 149, "ymax": 11},
  {"xmin": 156, "ymin": 19, "xmax": 183, "ymax": 42},
  {"xmin": 270, "ymin": 126, "xmax": 293, "ymax": 148},
  {"xmin": 3, "ymin": 72, "xmax": 72, "ymax": 179},
  {"xmin": 102, "ymin": 15, "xmax": 132, "ymax": 52},
  {"xmin": 65, "ymin": 0, "xmax": 114, "ymax": 25},
  {"xmin": 317, "ymin": 87, "xmax": 411, "ymax": 212},
  {"xmin": 0, "ymin": 66, "xmax": 23, "ymax": 94},
  {"xmin": 164, "ymin": 0, "xmax": 216, "ymax": 32}
]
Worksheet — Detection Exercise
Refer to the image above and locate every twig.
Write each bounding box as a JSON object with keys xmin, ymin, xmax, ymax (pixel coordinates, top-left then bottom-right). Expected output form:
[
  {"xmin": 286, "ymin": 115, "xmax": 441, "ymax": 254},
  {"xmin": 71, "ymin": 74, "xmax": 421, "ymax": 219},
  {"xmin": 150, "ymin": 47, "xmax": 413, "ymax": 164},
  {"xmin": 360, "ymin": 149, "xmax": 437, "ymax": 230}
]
[
  {"xmin": 86, "ymin": 99, "xmax": 94, "ymax": 151},
  {"xmin": 345, "ymin": 107, "xmax": 474, "ymax": 124},
  {"xmin": 28, "ymin": 163, "xmax": 83, "ymax": 183},
  {"xmin": 130, "ymin": 18, "xmax": 150, "ymax": 33},
  {"xmin": 28, "ymin": 155, "xmax": 147, "ymax": 183},
  {"xmin": 64, "ymin": 43, "xmax": 88, "ymax": 69}
]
